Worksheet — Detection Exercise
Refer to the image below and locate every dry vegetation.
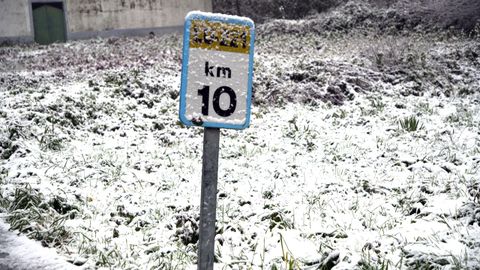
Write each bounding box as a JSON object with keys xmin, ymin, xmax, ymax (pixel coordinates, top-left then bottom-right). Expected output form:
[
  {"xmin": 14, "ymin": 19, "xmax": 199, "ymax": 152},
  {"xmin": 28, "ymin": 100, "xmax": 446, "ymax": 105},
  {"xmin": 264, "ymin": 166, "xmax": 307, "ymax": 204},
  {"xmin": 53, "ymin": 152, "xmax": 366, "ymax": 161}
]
[{"xmin": 214, "ymin": 0, "xmax": 480, "ymax": 33}]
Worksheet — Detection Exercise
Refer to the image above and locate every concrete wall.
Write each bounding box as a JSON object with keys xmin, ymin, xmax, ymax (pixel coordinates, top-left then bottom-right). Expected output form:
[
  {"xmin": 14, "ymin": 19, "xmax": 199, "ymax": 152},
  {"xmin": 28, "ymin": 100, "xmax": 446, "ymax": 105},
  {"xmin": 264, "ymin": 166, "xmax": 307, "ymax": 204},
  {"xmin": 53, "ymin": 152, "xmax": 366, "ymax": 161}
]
[
  {"xmin": 0, "ymin": 0, "xmax": 32, "ymax": 41},
  {"xmin": 68, "ymin": 0, "xmax": 211, "ymax": 32},
  {"xmin": 0, "ymin": 0, "xmax": 212, "ymax": 43}
]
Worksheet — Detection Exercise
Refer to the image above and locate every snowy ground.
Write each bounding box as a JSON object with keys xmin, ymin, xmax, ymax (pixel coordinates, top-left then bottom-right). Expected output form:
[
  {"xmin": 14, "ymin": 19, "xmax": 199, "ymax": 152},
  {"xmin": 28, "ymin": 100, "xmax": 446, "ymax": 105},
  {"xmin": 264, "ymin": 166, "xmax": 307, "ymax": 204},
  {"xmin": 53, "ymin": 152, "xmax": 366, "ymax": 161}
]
[
  {"xmin": 0, "ymin": 217, "xmax": 79, "ymax": 270},
  {"xmin": 1, "ymin": 4, "xmax": 480, "ymax": 269}
]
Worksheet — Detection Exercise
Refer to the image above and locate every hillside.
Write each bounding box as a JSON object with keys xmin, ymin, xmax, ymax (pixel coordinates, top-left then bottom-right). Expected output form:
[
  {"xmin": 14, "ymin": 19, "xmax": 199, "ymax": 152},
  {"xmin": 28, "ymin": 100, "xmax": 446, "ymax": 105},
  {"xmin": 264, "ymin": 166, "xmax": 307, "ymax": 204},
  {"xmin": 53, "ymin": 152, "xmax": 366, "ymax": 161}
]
[
  {"xmin": 1, "ymin": 1, "xmax": 479, "ymax": 269},
  {"xmin": 214, "ymin": 0, "xmax": 480, "ymax": 33}
]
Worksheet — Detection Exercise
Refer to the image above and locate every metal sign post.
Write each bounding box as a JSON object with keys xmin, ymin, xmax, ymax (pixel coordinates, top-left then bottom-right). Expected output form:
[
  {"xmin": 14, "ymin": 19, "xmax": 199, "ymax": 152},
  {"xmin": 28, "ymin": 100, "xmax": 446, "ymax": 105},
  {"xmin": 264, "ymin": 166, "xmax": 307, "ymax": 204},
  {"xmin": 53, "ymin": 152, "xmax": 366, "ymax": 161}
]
[
  {"xmin": 198, "ymin": 128, "xmax": 220, "ymax": 269},
  {"xmin": 179, "ymin": 11, "xmax": 255, "ymax": 270}
]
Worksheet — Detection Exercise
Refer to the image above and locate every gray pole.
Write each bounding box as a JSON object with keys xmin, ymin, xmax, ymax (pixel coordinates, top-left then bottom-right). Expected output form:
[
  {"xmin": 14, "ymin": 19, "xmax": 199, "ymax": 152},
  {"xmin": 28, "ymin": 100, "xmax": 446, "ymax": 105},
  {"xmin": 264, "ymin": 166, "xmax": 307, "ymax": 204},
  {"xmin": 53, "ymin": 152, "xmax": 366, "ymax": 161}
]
[{"xmin": 197, "ymin": 127, "xmax": 220, "ymax": 270}]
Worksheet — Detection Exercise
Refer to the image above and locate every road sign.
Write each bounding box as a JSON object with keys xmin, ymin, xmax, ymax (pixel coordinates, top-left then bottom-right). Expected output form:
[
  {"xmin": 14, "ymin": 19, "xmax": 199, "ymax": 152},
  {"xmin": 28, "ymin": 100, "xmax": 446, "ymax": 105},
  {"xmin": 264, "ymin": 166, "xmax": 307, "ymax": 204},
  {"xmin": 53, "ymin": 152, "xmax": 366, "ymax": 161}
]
[{"xmin": 179, "ymin": 11, "xmax": 255, "ymax": 130}]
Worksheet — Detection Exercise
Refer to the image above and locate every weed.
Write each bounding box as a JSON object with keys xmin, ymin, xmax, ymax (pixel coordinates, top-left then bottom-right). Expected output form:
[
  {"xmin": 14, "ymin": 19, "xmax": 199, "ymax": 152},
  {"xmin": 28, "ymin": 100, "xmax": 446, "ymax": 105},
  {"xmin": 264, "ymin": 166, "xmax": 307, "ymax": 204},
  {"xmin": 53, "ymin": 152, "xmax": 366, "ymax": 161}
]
[
  {"xmin": 5, "ymin": 185, "xmax": 72, "ymax": 247},
  {"xmin": 149, "ymin": 245, "xmax": 195, "ymax": 270},
  {"xmin": 279, "ymin": 233, "xmax": 300, "ymax": 270},
  {"xmin": 96, "ymin": 248, "xmax": 122, "ymax": 267},
  {"xmin": 450, "ymin": 249, "xmax": 469, "ymax": 269},
  {"xmin": 305, "ymin": 192, "xmax": 327, "ymax": 214},
  {"xmin": 364, "ymin": 34, "xmax": 428, "ymax": 70},
  {"xmin": 360, "ymin": 250, "xmax": 391, "ymax": 270},
  {"xmin": 468, "ymin": 180, "xmax": 480, "ymax": 203},
  {"xmin": 333, "ymin": 109, "xmax": 348, "ymax": 118},
  {"xmin": 445, "ymin": 105, "xmax": 474, "ymax": 126},
  {"xmin": 415, "ymin": 102, "xmax": 434, "ymax": 115},
  {"xmin": 398, "ymin": 116, "xmax": 423, "ymax": 132},
  {"xmin": 37, "ymin": 124, "xmax": 63, "ymax": 151},
  {"xmin": 370, "ymin": 98, "xmax": 385, "ymax": 113},
  {"xmin": 284, "ymin": 115, "xmax": 318, "ymax": 151}
]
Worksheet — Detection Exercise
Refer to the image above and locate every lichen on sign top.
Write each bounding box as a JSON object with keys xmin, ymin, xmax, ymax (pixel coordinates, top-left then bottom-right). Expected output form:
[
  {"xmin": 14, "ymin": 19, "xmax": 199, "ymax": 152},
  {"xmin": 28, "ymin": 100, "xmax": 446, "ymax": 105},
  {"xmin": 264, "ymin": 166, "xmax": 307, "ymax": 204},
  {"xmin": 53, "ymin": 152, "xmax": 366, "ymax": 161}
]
[{"xmin": 189, "ymin": 20, "xmax": 251, "ymax": 54}]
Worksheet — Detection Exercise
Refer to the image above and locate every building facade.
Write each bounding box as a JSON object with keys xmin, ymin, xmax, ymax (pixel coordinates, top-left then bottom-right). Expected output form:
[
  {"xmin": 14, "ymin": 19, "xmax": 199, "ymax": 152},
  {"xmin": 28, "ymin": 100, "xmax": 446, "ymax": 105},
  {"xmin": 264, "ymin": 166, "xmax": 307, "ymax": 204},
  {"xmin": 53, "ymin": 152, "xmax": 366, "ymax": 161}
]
[{"xmin": 0, "ymin": 0, "xmax": 212, "ymax": 44}]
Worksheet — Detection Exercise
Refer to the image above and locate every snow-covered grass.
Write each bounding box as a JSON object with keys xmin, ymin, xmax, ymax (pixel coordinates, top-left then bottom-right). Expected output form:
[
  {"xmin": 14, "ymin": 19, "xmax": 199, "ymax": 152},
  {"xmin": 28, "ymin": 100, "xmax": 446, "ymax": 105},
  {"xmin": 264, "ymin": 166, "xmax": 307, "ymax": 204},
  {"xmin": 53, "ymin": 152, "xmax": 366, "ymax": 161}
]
[
  {"xmin": 0, "ymin": 220, "xmax": 77, "ymax": 270},
  {"xmin": 1, "ymin": 11, "xmax": 480, "ymax": 270}
]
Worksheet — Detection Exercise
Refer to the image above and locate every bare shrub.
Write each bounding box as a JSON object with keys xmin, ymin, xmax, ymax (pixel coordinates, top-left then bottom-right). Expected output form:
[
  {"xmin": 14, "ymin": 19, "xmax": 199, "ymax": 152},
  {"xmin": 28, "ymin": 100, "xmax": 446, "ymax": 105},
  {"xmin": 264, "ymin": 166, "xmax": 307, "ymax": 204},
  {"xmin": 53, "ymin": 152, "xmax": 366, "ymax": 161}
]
[
  {"xmin": 212, "ymin": 0, "xmax": 343, "ymax": 23},
  {"xmin": 385, "ymin": 0, "xmax": 480, "ymax": 32},
  {"xmin": 361, "ymin": 34, "xmax": 429, "ymax": 70},
  {"xmin": 215, "ymin": 0, "xmax": 480, "ymax": 33},
  {"xmin": 425, "ymin": 0, "xmax": 480, "ymax": 32}
]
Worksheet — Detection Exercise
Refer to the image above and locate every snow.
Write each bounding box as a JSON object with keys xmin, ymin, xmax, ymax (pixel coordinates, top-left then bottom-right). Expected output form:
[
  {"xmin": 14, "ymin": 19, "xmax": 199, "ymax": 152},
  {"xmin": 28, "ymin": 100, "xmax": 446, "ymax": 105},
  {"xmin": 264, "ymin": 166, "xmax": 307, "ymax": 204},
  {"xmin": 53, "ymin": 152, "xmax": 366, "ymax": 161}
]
[
  {"xmin": 0, "ymin": 217, "xmax": 79, "ymax": 270},
  {"xmin": 0, "ymin": 6, "xmax": 480, "ymax": 269},
  {"xmin": 186, "ymin": 11, "xmax": 255, "ymax": 26}
]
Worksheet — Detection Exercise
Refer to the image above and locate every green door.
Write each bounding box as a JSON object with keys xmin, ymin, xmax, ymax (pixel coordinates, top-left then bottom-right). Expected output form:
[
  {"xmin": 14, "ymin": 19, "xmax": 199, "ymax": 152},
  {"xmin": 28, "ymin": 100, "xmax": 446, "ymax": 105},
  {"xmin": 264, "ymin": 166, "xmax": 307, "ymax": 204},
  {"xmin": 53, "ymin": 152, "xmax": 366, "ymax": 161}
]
[{"xmin": 32, "ymin": 3, "xmax": 66, "ymax": 45}]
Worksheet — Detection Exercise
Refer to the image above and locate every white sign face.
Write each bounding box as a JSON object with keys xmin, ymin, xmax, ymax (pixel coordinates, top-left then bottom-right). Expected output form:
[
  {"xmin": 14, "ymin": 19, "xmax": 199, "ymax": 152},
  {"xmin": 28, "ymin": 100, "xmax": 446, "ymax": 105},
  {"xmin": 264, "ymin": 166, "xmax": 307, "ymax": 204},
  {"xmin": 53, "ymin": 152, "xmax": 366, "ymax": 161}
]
[{"xmin": 179, "ymin": 12, "xmax": 255, "ymax": 130}]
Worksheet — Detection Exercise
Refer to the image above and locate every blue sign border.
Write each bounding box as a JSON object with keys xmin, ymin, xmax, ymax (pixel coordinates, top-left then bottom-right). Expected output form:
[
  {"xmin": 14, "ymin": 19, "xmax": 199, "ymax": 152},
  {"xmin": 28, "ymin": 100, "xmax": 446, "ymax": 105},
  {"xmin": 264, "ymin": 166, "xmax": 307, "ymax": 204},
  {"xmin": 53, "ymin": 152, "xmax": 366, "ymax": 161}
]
[{"xmin": 179, "ymin": 11, "xmax": 255, "ymax": 130}]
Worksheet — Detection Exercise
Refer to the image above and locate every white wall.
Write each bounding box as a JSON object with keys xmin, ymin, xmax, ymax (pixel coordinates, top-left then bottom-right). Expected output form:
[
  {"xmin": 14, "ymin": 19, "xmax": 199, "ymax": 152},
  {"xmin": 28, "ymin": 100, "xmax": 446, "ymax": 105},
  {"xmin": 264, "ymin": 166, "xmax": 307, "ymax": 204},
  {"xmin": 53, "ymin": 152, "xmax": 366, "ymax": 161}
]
[
  {"xmin": 0, "ymin": 0, "xmax": 212, "ymax": 41},
  {"xmin": 66, "ymin": 0, "xmax": 212, "ymax": 33},
  {"xmin": 0, "ymin": 0, "xmax": 31, "ymax": 38}
]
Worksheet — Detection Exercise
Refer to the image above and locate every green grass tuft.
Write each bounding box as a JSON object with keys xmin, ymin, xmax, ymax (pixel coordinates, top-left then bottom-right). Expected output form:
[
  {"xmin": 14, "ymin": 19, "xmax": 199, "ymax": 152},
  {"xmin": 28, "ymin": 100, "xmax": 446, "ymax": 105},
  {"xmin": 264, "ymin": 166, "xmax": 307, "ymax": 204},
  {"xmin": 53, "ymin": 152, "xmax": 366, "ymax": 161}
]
[{"xmin": 398, "ymin": 116, "xmax": 423, "ymax": 132}]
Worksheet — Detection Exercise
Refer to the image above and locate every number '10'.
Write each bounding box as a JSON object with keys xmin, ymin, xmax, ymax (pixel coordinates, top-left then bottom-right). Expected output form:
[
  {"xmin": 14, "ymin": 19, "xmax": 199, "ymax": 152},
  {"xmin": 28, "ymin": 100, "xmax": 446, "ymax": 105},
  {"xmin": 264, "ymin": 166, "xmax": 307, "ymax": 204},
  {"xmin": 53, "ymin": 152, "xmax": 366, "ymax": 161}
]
[{"xmin": 198, "ymin": 85, "xmax": 237, "ymax": 117}]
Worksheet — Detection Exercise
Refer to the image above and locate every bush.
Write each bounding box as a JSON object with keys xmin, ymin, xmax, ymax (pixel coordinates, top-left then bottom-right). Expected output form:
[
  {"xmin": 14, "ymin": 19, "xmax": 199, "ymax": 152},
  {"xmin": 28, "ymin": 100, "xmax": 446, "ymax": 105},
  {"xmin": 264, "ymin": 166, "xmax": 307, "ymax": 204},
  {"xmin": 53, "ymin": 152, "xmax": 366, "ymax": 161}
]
[
  {"xmin": 370, "ymin": 0, "xmax": 480, "ymax": 33},
  {"xmin": 215, "ymin": 0, "xmax": 480, "ymax": 34},
  {"xmin": 212, "ymin": 0, "xmax": 343, "ymax": 23}
]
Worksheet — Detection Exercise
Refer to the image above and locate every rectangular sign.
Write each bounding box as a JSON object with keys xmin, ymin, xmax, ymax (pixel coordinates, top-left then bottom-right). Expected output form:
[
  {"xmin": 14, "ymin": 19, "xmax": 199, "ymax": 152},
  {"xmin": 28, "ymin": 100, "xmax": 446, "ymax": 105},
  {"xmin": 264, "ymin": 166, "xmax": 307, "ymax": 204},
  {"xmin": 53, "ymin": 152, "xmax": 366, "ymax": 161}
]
[{"xmin": 179, "ymin": 11, "xmax": 255, "ymax": 130}]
